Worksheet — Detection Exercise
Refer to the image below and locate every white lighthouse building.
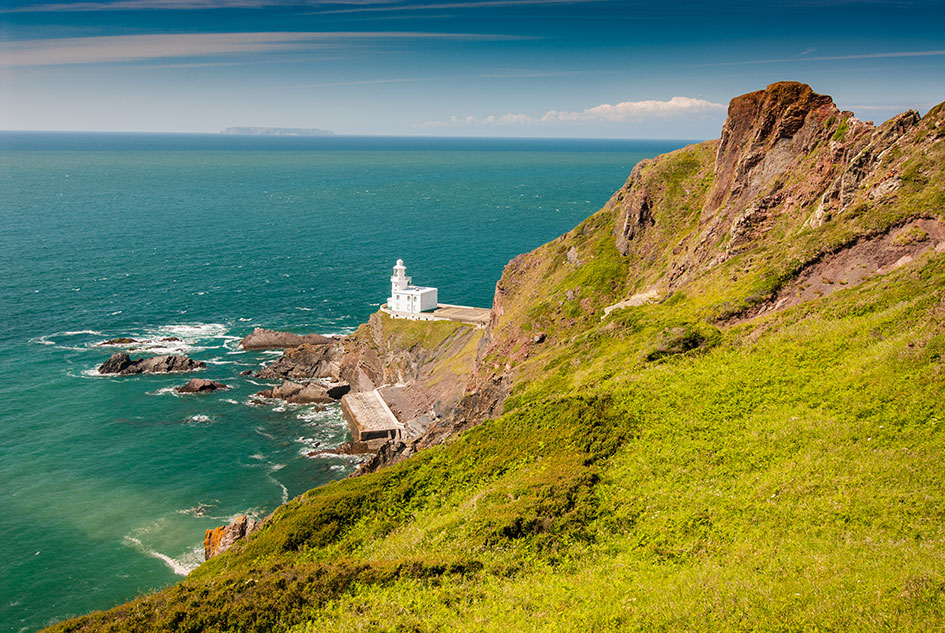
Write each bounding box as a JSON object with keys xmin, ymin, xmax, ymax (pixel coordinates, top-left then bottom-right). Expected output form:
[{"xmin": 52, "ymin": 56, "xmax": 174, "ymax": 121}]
[{"xmin": 387, "ymin": 259, "xmax": 438, "ymax": 314}]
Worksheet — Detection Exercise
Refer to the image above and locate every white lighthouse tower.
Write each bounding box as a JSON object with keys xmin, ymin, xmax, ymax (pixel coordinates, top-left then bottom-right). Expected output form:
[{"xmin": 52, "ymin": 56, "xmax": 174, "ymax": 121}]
[{"xmin": 387, "ymin": 259, "xmax": 438, "ymax": 314}]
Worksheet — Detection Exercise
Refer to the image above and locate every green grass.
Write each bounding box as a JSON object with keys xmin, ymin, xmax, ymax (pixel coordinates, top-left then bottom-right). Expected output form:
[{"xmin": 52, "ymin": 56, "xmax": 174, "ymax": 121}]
[{"xmin": 46, "ymin": 100, "xmax": 945, "ymax": 633}]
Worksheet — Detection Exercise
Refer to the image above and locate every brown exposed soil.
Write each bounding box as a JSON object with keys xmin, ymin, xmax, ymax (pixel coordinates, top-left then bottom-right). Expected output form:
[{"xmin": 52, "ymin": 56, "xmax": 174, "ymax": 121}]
[{"xmin": 746, "ymin": 217, "xmax": 945, "ymax": 321}]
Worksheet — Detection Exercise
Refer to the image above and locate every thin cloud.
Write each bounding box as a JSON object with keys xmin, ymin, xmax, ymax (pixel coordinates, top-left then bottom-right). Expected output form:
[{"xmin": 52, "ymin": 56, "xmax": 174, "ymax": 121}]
[
  {"xmin": 424, "ymin": 96, "xmax": 726, "ymax": 127},
  {"xmin": 314, "ymin": 0, "xmax": 601, "ymax": 15},
  {"xmin": 705, "ymin": 49, "xmax": 945, "ymax": 66},
  {"xmin": 0, "ymin": 31, "xmax": 525, "ymax": 66},
  {"xmin": 307, "ymin": 69, "xmax": 600, "ymax": 87}
]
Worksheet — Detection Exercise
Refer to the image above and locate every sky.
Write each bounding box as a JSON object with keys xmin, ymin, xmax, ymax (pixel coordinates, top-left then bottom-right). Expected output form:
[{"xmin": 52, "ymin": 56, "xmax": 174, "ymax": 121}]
[{"xmin": 0, "ymin": 0, "xmax": 943, "ymax": 137}]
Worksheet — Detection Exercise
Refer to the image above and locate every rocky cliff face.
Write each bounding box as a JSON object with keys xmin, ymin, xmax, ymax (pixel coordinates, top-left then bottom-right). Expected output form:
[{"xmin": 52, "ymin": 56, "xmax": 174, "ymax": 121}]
[{"xmin": 602, "ymin": 83, "xmax": 942, "ymax": 296}]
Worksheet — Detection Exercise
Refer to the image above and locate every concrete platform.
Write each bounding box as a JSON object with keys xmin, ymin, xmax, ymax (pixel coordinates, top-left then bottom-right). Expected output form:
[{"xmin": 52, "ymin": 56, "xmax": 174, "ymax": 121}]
[
  {"xmin": 432, "ymin": 304, "xmax": 491, "ymax": 326},
  {"xmin": 341, "ymin": 389, "xmax": 402, "ymax": 442},
  {"xmin": 381, "ymin": 303, "xmax": 491, "ymax": 327}
]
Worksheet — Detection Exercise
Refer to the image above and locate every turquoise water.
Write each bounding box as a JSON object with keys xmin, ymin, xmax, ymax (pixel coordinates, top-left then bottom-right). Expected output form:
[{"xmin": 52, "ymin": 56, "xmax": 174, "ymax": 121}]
[{"xmin": 0, "ymin": 132, "xmax": 685, "ymax": 632}]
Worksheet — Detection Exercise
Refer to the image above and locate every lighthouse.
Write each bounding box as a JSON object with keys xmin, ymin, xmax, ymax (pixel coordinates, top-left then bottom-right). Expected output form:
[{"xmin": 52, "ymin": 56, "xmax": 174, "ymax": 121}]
[{"xmin": 387, "ymin": 259, "xmax": 438, "ymax": 314}]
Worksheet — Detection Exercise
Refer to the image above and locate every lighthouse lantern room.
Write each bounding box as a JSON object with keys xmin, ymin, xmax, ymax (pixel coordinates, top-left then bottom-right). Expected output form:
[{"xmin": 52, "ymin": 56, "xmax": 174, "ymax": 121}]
[{"xmin": 387, "ymin": 259, "xmax": 438, "ymax": 314}]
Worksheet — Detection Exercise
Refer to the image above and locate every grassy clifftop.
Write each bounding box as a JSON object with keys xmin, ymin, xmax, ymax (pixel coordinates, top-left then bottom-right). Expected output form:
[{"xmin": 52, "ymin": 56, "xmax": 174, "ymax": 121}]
[{"xmin": 49, "ymin": 84, "xmax": 945, "ymax": 632}]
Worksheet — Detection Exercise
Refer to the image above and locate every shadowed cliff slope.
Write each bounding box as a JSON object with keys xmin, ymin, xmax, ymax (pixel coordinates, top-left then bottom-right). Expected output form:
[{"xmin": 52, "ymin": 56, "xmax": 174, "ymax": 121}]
[{"xmin": 47, "ymin": 83, "xmax": 945, "ymax": 632}]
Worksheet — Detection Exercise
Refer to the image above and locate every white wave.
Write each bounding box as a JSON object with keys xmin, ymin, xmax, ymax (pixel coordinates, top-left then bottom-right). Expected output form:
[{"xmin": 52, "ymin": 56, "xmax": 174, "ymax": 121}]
[
  {"xmin": 78, "ymin": 367, "xmax": 111, "ymax": 378},
  {"xmin": 318, "ymin": 330, "xmax": 356, "ymax": 337},
  {"xmin": 110, "ymin": 310, "xmax": 123, "ymax": 315},
  {"xmin": 249, "ymin": 453, "xmax": 265, "ymax": 460},
  {"xmin": 188, "ymin": 414, "xmax": 212, "ymax": 423},
  {"xmin": 122, "ymin": 536, "xmax": 202, "ymax": 576},
  {"xmin": 33, "ymin": 330, "xmax": 104, "ymax": 348},
  {"xmin": 158, "ymin": 323, "xmax": 228, "ymax": 339},
  {"xmin": 306, "ymin": 450, "xmax": 363, "ymax": 462},
  {"xmin": 238, "ymin": 317, "xmax": 253, "ymax": 322},
  {"xmin": 254, "ymin": 427, "xmax": 276, "ymax": 440},
  {"xmin": 267, "ymin": 472, "xmax": 289, "ymax": 504},
  {"xmin": 148, "ymin": 386, "xmax": 181, "ymax": 397},
  {"xmin": 176, "ymin": 501, "xmax": 219, "ymax": 517},
  {"xmin": 269, "ymin": 463, "xmax": 285, "ymax": 472},
  {"xmin": 296, "ymin": 307, "xmax": 313, "ymax": 311},
  {"xmin": 222, "ymin": 398, "xmax": 240, "ymax": 405},
  {"xmin": 203, "ymin": 357, "xmax": 234, "ymax": 366},
  {"xmin": 260, "ymin": 350, "xmax": 284, "ymax": 356}
]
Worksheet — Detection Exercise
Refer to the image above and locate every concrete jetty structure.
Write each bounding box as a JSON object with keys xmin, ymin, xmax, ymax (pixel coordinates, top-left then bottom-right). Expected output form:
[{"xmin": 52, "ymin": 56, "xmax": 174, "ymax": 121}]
[{"xmin": 341, "ymin": 388, "xmax": 403, "ymax": 449}]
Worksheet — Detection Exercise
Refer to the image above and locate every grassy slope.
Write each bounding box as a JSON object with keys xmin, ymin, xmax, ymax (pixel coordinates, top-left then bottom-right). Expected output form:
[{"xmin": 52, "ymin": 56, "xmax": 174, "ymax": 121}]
[{"xmin": 49, "ymin": 106, "xmax": 945, "ymax": 632}]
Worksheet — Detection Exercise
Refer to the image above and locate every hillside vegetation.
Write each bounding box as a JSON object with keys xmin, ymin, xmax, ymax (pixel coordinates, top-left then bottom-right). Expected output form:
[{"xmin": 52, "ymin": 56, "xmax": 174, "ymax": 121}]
[{"xmin": 48, "ymin": 83, "xmax": 945, "ymax": 632}]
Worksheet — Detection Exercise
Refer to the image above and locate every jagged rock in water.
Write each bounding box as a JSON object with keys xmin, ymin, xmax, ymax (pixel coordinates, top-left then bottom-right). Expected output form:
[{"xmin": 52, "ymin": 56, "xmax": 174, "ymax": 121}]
[
  {"xmin": 175, "ymin": 378, "xmax": 229, "ymax": 393},
  {"xmin": 98, "ymin": 352, "xmax": 205, "ymax": 375},
  {"xmin": 240, "ymin": 328, "xmax": 334, "ymax": 350},
  {"xmin": 98, "ymin": 337, "xmax": 137, "ymax": 346},
  {"xmin": 256, "ymin": 343, "xmax": 341, "ymax": 381},
  {"xmin": 203, "ymin": 515, "xmax": 260, "ymax": 560}
]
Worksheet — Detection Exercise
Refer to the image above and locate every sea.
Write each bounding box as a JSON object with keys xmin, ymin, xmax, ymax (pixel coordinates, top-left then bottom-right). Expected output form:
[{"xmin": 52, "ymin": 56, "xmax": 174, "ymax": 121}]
[{"xmin": 0, "ymin": 132, "xmax": 687, "ymax": 632}]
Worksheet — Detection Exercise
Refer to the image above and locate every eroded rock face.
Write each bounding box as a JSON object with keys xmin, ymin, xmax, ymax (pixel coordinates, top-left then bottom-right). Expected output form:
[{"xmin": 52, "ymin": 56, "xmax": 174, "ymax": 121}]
[
  {"xmin": 240, "ymin": 328, "xmax": 334, "ymax": 350},
  {"xmin": 613, "ymin": 162, "xmax": 656, "ymax": 256},
  {"xmin": 175, "ymin": 378, "xmax": 229, "ymax": 393},
  {"xmin": 98, "ymin": 353, "xmax": 205, "ymax": 375},
  {"xmin": 203, "ymin": 515, "xmax": 260, "ymax": 561}
]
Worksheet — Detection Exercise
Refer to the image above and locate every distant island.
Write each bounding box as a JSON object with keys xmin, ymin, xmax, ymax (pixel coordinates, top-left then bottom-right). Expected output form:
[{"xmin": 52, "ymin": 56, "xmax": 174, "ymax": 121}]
[{"xmin": 220, "ymin": 127, "xmax": 335, "ymax": 136}]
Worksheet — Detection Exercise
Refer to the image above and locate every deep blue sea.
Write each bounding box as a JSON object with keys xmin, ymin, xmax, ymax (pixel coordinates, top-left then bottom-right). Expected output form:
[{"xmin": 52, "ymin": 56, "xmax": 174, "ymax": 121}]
[{"xmin": 0, "ymin": 132, "xmax": 686, "ymax": 632}]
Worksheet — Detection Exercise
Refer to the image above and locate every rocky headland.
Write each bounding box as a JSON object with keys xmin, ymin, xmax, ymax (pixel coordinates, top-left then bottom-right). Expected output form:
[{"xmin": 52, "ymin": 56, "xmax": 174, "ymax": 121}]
[{"xmin": 240, "ymin": 327, "xmax": 336, "ymax": 350}]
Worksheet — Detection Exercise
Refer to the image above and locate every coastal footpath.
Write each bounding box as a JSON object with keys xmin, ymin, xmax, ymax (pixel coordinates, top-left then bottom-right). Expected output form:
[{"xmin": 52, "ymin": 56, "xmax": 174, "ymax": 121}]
[{"xmin": 47, "ymin": 83, "xmax": 945, "ymax": 632}]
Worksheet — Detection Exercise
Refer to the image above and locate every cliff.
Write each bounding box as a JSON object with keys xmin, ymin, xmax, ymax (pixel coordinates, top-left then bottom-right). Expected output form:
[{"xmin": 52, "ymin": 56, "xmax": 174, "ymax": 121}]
[{"xmin": 46, "ymin": 83, "xmax": 945, "ymax": 632}]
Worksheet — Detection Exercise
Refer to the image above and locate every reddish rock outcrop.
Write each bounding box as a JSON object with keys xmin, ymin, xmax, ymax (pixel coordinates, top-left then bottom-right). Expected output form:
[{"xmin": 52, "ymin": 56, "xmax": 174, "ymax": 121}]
[{"xmin": 203, "ymin": 515, "xmax": 260, "ymax": 560}]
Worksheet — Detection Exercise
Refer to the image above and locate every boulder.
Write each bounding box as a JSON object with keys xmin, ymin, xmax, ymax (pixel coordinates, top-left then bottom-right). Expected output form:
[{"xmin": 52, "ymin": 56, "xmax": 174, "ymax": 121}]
[
  {"xmin": 292, "ymin": 383, "xmax": 334, "ymax": 404},
  {"xmin": 175, "ymin": 378, "xmax": 229, "ymax": 394},
  {"xmin": 240, "ymin": 328, "xmax": 334, "ymax": 350},
  {"xmin": 239, "ymin": 369, "xmax": 253, "ymax": 376},
  {"xmin": 204, "ymin": 515, "xmax": 261, "ymax": 561},
  {"xmin": 254, "ymin": 380, "xmax": 335, "ymax": 404},
  {"xmin": 98, "ymin": 352, "xmax": 205, "ymax": 375}
]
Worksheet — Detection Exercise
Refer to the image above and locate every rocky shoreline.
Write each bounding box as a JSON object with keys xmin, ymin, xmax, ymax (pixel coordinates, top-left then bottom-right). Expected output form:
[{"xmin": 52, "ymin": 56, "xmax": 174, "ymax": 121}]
[{"xmin": 95, "ymin": 318, "xmax": 505, "ymax": 562}]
